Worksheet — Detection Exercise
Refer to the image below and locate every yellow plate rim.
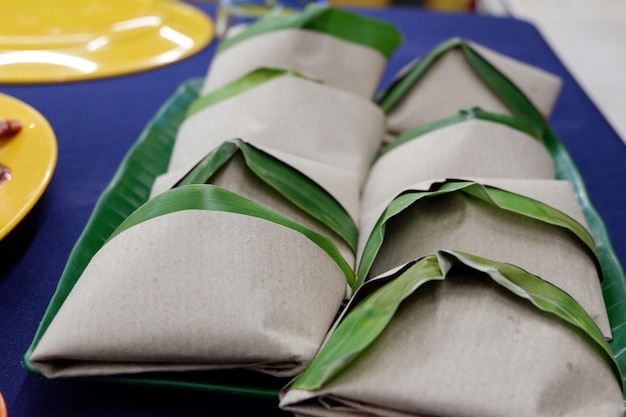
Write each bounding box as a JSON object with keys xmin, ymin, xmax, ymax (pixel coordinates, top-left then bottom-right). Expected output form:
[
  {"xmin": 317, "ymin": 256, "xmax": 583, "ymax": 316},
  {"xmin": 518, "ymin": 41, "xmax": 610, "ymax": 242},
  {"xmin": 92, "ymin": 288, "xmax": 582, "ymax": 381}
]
[
  {"xmin": 0, "ymin": 1, "xmax": 214, "ymax": 84},
  {"xmin": 0, "ymin": 94, "xmax": 58, "ymax": 240}
]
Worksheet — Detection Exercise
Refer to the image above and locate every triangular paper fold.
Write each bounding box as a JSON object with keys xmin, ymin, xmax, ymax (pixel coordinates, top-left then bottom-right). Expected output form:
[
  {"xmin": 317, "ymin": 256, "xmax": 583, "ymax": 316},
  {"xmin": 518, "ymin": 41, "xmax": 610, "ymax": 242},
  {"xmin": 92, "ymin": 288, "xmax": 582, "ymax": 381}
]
[
  {"xmin": 165, "ymin": 74, "xmax": 385, "ymax": 221},
  {"xmin": 362, "ymin": 118, "xmax": 555, "ymax": 212},
  {"xmin": 382, "ymin": 39, "xmax": 562, "ymax": 136},
  {"xmin": 30, "ymin": 209, "xmax": 347, "ymax": 378},
  {"xmin": 155, "ymin": 143, "xmax": 362, "ymax": 228},
  {"xmin": 172, "ymin": 147, "xmax": 356, "ymax": 265},
  {"xmin": 360, "ymin": 180, "xmax": 610, "ymax": 337},
  {"xmin": 280, "ymin": 253, "xmax": 622, "ymax": 417},
  {"xmin": 22, "ymin": 7, "xmax": 626, "ymax": 412}
]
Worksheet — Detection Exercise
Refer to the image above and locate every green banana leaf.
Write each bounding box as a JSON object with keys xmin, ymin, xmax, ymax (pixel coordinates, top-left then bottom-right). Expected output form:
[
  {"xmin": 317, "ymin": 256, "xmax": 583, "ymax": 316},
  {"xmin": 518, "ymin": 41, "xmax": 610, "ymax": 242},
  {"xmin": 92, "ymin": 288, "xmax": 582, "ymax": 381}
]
[
  {"xmin": 186, "ymin": 68, "xmax": 314, "ymax": 118},
  {"xmin": 217, "ymin": 5, "xmax": 402, "ymax": 59},
  {"xmin": 23, "ymin": 49, "xmax": 626, "ymax": 398},
  {"xmin": 376, "ymin": 107, "xmax": 545, "ymax": 160},
  {"xmin": 169, "ymin": 139, "xmax": 357, "ymax": 252},
  {"xmin": 109, "ymin": 184, "xmax": 355, "ymax": 286},
  {"xmin": 376, "ymin": 38, "xmax": 594, "ymax": 188},
  {"xmin": 357, "ymin": 180, "xmax": 599, "ymax": 288},
  {"xmin": 23, "ymin": 80, "xmax": 358, "ymax": 385},
  {"xmin": 376, "ymin": 39, "xmax": 620, "ymax": 284},
  {"xmin": 377, "ymin": 38, "xmax": 544, "ymax": 136},
  {"xmin": 23, "ymin": 80, "xmax": 288, "ymax": 398},
  {"xmin": 183, "ymin": 69, "xmax": 358, "ymax": 251},
  {"xmin": 292, "ymin": 250, "xmax": 622, "ymax": 392},
  {"xmin": 376, "ymin": 38, "xmax": 626, "ymax": 386},
  {"xmin": 23, "ymin": 80, "xmax": 202, "ymax": 377}
]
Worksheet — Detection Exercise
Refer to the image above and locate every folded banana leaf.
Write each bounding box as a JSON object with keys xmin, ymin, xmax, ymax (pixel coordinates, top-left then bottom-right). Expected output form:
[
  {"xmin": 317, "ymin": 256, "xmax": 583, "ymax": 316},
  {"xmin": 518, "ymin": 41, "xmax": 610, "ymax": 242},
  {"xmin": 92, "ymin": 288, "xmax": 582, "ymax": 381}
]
[
  {"xmin": 29, "ymin": 184, "xmax": 351, "ymax": 378},
  {"xmin": 23, "ymin": 39, "xmax": 626, "ymax": 400},
  {"xmin": 163, "ymin": 68, "xmax": 385, "ymax": 222},
  {"xmin": 378, "ymin": 37, "xmax": 561, "ymax": 135},
  {"xmin": 359, "ymin": 181, "xmax": 597, "ymax": 279},
  {"xmin": 23, "ymin": 80, "xmax": 287, "ymax": 397},
  {"xmin": 24, "ymin": 81, "xmax": 201, "ymax": 378},
  {"xmin": 281, "ymin": 251, "xmax": 623, "ymax": 417},
  {"xmin": 358, "ymin": 179, "xmax": 611, "ymax": 338},
  {"xmin": 377, "ymin": 107, "xmax": 546, "ymax": 160},
  {"xmin": 172, "ymin": 139, "xmax": 357, "ymax": 254},
  {"xmin": 186, "ymin": 67, "xmax": 313, "ymax": 118},
  {"xmin": 217, "ymin": 5, "xmax": 402, "ymax": 59},
  {"xmin": 362, "ymin": 109, "xmax": 556, "ymax": 213},
  {"xmin": 378, "ymin": 39, "xmax": 626, "ymax": 381},
  {"xmin": 203, "ymin": 6, "xmax": 402, "ymax": 98}
]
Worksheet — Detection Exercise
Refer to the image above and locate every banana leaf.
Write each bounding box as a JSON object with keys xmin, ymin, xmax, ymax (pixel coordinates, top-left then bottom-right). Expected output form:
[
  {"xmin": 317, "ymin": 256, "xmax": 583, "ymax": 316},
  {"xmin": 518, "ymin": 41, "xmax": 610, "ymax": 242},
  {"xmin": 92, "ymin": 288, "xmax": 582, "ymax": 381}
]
[
  {"xmin": 376, "ymin": 107, "xmax": 545, "ymax": 160},
  {"xmin": 357, "ymin": 180, "xmax": 599, "ymax": 288},
  {"xmin": 24, "ymin": 47, "xmax": 626, "ymax": 397},
  {"xmin": 186, "ymin": 68, "xmax": 314, "ymax": 118},
  {"xmin": 376, "ymin": 38, "xmax": 626, "ymax": 386},
  {"xmin": 23, "ymin": 80, "xmax": 291, "ymax": 397},
  {"xmin": 171, "ymin": 138, "xmax": 357, "ymax": 252},
  {"xmin": 23, "ymin": 80, "xmax": 202, "ymax": 377},
  {"xmin": 376, "ymin": 39, "xmax": 589, "ymax": 190},
  {"xmin": 109, "ymin": 184, "xmax": 355, "ymax": 286},
  {"xmin": 217, "ymin": 5, "xmax": 402, "ymax": 59},
  {"xmin": 292, "ymin": 250, "xmax": 622, "ymax": 392},
  {"xmin": 375, "ymin": 40, "xmax": 623, "ymax": 306},
  {"xmin": 377, "ymin": 38, "xmax": 544, "ymax": 136}
]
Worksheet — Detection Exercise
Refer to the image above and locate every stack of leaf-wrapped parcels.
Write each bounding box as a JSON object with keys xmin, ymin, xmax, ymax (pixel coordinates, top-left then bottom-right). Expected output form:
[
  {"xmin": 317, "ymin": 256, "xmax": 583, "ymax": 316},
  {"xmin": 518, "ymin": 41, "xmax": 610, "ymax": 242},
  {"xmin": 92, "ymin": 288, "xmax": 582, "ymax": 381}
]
[{"xmin": 25, "ymin": 6, "xmax": 625, "ymax": 417}]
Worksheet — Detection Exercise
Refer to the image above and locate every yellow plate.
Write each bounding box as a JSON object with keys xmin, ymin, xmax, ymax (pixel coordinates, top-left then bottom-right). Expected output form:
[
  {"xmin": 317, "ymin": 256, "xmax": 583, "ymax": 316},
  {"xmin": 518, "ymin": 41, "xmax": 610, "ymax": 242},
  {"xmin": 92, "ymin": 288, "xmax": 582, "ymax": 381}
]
[
  {"xmin": 0, "ymin": 0, "xmax": 214, "ymax": 83},
  {"xmin": 0, "ymin": 94, "xmax": 57, "ymax": 240}
]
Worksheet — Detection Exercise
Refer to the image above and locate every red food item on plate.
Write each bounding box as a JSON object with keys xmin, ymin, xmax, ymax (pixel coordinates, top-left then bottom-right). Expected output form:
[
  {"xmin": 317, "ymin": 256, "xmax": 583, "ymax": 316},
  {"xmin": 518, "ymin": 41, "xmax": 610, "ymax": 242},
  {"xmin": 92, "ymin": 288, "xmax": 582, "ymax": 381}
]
[
  {"xmin": 0, "ymin": 118, "xmax": 21, "ymax": 185},
  {"xmin": 0, "ymin": 119, "xmax": 22, "ymax": 138}
]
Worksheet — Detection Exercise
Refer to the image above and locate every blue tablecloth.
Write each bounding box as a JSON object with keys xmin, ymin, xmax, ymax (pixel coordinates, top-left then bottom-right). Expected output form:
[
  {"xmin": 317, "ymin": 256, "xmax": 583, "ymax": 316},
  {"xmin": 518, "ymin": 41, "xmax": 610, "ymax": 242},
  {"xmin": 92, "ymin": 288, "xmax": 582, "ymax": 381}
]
[{"xmin": 2, "ymin": 3, "xmax": 625, "ymax": 416}]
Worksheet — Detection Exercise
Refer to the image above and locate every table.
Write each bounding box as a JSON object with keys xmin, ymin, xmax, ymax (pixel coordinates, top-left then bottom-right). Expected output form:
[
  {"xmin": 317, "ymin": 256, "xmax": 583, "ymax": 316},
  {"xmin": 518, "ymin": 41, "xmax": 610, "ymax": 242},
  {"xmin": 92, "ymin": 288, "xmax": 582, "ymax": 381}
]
[{"xmin": 2, "ymin": 4, "xmax": 626, "ymax": 416}]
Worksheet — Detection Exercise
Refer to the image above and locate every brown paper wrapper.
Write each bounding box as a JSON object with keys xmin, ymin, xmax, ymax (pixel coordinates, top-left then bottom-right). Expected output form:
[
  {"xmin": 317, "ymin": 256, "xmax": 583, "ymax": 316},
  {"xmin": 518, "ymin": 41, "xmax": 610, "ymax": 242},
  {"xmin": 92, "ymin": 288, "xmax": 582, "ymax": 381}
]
[
  {"xmin": 359, "ymin": 178, "xmax": 610, "ymax": 337},
  {"xmin": 160, "ymin": 75, "xmax": 385, "ymax": 222},
  {"xmin": 281, "ymin": 269, "xmax": 623, "ymax": 417},
  {"xmin": 361, "ymin": 119, "xmax": 555, "ymax": 214},
  {"xmin": 203, "ymin": 29, "xmax": 387, "ymax": 98},
  {"xmin": 30, "ymin": 210, "xmax": 347, "ymax": 378},
  {"xmin": 386, "ymin": 42, "xmax": 562, "ymax": 136},
  {"xmin": 156, "ymin": 153, "xmax": 355, "ymax": 267}
]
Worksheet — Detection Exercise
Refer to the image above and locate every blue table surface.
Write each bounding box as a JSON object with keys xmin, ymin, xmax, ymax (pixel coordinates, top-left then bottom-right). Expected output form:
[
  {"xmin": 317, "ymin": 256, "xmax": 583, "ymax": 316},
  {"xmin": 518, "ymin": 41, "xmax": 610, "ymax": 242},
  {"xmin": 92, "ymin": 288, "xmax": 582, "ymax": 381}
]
[{"xmin": 2, "ymin": 3, "xmax": 625, "ymax": 416}]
